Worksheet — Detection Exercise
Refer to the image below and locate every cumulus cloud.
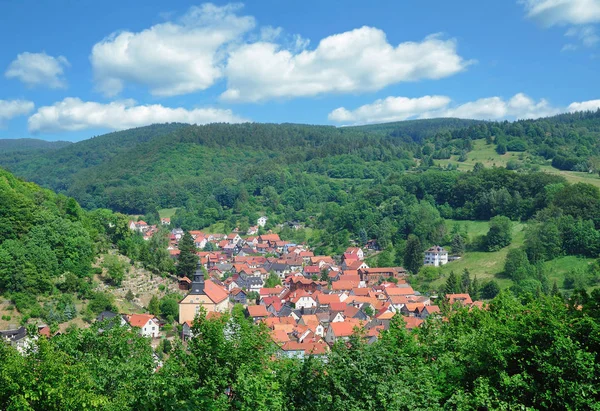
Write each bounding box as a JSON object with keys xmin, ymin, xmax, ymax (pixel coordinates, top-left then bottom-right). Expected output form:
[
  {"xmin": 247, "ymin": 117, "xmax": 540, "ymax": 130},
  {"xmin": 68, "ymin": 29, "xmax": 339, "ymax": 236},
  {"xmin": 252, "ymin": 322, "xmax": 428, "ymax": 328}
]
[
  {"xmin": 520, "ymin": 0, "xmax": 600, "ymax": 26},
  {"xmin": 90, "ymin": 3, "xmax": 255, "ymax": 97},
  {"xmin": 568, "ymin": 99, "xmax": 600, "ymax": 111},
  {"xmin": 0, "ymin": 99, "xmax": 35, "ymax": 125},
  {"xmin": 520, "ymin": 0, "xmax": 600, "ymax": 49},
  {"xmin": 28, "ymin": 98, "xmax": 248, "ymax": 133},
  {"xmin": 329, "ymin": 93, "xmax": 563, "ymax": 124},
  {"xmin": 328, "ymin": 96, "xmax": 451, "ymax": 124},
  {"xmin": 5, "ymin": 52, "xmax": 70, "ymax": 88},
  {"xmin": 222, "ymin": 29, "xmax": 472, "ymax": 102},
  {"xmin": 89, "ymin": 4, "xmax": 470, "ymax": 100}
]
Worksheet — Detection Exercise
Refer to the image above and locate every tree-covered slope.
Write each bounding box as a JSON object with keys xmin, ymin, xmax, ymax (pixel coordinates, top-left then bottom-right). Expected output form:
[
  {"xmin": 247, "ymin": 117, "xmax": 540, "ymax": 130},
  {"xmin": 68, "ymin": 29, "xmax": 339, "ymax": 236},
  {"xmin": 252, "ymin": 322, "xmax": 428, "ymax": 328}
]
[
  {"xmin": 0, "ymin": 138, "xmax": 71, "ymax": 153},
  {"xmin": 1, "ymin": 293, "xmax": 600, "ymax": 410},
  {"xmin": 0, "ymin": 167, "xmax": 128, "ymax": 299}
]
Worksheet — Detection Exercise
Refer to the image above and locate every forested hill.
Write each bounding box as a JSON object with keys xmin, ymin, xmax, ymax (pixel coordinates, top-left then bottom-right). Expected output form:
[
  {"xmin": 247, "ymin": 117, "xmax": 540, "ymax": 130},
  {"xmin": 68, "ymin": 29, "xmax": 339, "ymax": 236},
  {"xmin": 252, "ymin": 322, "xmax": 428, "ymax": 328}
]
[
  {"xmin": 0, "ymin": 138, "xmax": 71, "ymax": 153},
  {"xmin": 0, "ymin": 111, "xmax": 600, "ymax": 216},
  {"xmin": 349, "ymin": 117, "xmax": 483, "ymax": 142},
  {"xmin": 0, "ymin": 167, "xmax": 127, "ymax": 301}
]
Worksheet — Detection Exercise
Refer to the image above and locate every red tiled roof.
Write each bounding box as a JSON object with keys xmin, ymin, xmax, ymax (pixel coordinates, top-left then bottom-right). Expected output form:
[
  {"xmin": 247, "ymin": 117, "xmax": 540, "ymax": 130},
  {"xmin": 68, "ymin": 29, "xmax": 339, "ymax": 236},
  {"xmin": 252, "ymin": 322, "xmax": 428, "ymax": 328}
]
[
  {"xmin": 329, "ymin": 302, "xmax": 348, "ymax": 312},
  {"xmin": 204, "ymin": 280, "xmax": 229, "ymax": 304},
  {"xmin": 385, "ymin": 286, "xmax": 415, "ymax": 296},
  {"xmin": 317, "ymin": 294, "xmax": 341, "ymax": 305},
  {"xmin": 446, "ymin": 294, "xmax": 473, "ymax": 305},
  {"xmin": 247, "ymin": 305, "xmax": 269, "ymax": 318},
  {"xmin": 332, "ymin": 280, "xmax": 359, "ymax": 290},
  {"xmin": 259, "ymin": 234, "xmax": 281, "ymax": 242},
  {"xmin": 329, "ymin": 321, "xmax": 358, "ymax": 337},
  {"xmin": 404, "ymin": 316, "xmax": 424, "ymax": 330},
  {"xmin": 128, "ymin": 314, "xmax": 157, "ymax": 328}
]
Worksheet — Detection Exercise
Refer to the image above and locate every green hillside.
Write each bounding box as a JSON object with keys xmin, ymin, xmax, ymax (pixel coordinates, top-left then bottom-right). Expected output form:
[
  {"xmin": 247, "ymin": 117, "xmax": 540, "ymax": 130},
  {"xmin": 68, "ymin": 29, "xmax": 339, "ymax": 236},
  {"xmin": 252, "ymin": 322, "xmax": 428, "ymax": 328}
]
[
  {"xmin": 0, "ymin": 138, "xmax": 71, "ymax": 153},
  {"xmin": 437, "ymin": 139, "xmax": 600, "ymax": 189},
  {"xmin": 0, "ymin": 166, "xmax": 131, "ymax": 326}
]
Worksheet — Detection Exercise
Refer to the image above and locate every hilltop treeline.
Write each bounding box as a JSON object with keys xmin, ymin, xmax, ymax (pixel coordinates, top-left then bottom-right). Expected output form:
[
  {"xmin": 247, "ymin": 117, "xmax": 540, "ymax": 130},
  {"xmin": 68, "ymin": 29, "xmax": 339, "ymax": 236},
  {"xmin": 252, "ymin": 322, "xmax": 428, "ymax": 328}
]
[
  {"xmin": 2, "ymin": 114, "xmax": 600, "ymax": 253},
  {"xmin": 1, "ymin": 293, "xmax": 600, "ymax": 410}
]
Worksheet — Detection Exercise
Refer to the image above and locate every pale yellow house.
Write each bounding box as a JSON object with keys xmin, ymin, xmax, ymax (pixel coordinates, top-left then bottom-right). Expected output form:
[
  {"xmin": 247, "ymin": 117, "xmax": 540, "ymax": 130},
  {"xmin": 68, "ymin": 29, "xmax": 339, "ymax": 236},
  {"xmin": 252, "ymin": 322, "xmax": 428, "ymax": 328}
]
[{"xmin": 179, "ymin": 264, "xmax": 229, "ymax": 324}]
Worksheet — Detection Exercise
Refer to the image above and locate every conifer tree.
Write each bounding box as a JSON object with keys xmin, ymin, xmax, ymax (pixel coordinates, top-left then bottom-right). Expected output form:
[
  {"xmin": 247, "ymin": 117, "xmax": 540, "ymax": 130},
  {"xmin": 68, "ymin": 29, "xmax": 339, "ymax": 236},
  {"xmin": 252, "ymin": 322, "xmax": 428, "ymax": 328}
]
[
  {"xmin": 148, "ymin": 295, "xmax": 160, "ymax": 316},
  {"xmin": 451, "ymin": 234, "xmax": 466, "ymax": 256},
  {"xmin": 460, "ymin": 269, "xmax": 471, "ymax": 293},
  {"xmin": 404, "ymin": 235, "xmax": 423, "ymax": 274},
  {"xmin": 177, "ymin": 231, "xmax": 198, "ymax": 278},
  {"xmin": 469, "ymin": 275, "xmax": 480, "ymax": 300},
  {"xmin": 444, "ymin": 271, "xmax": 460, "ymax": 295}
]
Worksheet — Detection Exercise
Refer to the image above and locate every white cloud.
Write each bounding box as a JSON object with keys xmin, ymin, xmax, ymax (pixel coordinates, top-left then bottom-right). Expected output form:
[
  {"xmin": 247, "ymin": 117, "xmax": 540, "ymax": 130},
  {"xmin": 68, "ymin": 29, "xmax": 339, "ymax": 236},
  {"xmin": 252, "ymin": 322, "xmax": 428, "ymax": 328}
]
[
  {"xmin": 520, "ymin": 0, "xmax": 600, "ymax": 49},
  {"xmin": 565, "ymin": 26, "xmax": 600, "ymax": 47},
  {"xmin": 328, "ymin": 96, "xmax": 451, "ymax": 123},
  {"xmin": 329, "ymin": 93, "xmax": 562, "ymax": 124},
  {"xmin": 222, "ymin": 29, "xmax": 472, "ymax": 102},
  {"xmin": 27, "ymin": 98, "xmax": 248, "ymax": 133},
  {"xmin": 90, "ymin": 3, "xmax": 255, "ymax": 97},
  {"xmin": 568, "ymin": 99, "xmax": 600, "ymax": 111},
  {"xmin": 0, "ymin": 99, "xmax": 35, "ymax": 125},
  {"xmin": 520, "ymin": 0, "xmax": 600, "ymax": 26},
  {"xmin": 5, "ymin": 52, "xmax": 70, "ymax": 88}
]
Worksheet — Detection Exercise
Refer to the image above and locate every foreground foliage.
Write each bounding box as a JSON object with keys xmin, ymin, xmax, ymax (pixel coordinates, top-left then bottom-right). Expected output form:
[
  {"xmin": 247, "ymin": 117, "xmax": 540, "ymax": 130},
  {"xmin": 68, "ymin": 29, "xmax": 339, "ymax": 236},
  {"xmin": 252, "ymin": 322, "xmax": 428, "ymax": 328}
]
[{"xmin": 1, "ymin": 293, "xmax": 599, "ymax": 410}]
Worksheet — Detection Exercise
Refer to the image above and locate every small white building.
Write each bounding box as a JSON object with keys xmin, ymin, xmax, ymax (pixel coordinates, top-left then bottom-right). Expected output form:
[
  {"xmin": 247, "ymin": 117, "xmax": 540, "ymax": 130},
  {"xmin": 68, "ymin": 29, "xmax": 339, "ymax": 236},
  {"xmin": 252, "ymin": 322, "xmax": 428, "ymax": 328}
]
[
  {"xmin": 127, "ymin": 314, "xmax": 160, "ymax": 338},
  {"xmin": 424, "ymin": 246, "xmax": 448, "ymax": 267},
  {"xmin": 257, "ymin": 216, "xmax": 268, "ymax": 227}
]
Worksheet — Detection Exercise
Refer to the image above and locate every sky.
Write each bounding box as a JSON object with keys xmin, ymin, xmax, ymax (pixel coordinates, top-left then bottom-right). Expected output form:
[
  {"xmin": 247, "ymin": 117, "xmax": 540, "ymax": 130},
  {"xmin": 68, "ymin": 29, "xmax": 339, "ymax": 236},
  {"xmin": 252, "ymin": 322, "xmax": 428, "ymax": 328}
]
[{"xmin": 0, "ymin": 0, "xmax": 600, "ymax": 141}]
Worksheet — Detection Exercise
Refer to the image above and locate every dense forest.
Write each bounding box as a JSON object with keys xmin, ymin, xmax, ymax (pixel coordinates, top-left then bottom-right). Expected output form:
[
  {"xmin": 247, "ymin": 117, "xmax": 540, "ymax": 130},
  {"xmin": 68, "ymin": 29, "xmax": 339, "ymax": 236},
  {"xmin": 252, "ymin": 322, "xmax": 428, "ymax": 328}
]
[
  {"xmin": 0, "ymin": 138, "xmax": 71, "ymax": 153},
  {"xmin": 2, "ymin": 293, "xmax": 600, "ymax": 410},
  {"xmin": 0, "ymin": 167, "xmax": 130, "ymax": 324}
]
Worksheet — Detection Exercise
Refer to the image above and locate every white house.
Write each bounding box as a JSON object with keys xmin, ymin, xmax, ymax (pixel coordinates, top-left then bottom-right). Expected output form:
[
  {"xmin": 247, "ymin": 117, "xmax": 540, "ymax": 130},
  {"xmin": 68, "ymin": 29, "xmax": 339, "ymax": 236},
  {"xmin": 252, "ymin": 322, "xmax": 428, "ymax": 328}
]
[
  {"xmin": 424, "ymin": 246, "xmax": 448, "ymax": 267},
  {"xmin": 127, "ymin": 314, "xmax": 160, "ymax": 338},
  {"xmin": 257, "ymin": 216, "xmax": 268, "ymax": 227},
  {"xmin": 289, "ymin": 291, "xmax": 317, "ymax": 309},
  {"xmin": 227, "ymin": 233, "xmax": 242, "ymax": 245}
]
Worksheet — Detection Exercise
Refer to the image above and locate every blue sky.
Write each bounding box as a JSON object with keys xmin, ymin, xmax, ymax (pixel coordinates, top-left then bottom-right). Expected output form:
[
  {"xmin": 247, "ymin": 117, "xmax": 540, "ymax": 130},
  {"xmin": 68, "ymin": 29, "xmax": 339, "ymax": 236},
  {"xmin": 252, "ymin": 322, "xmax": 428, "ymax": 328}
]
[{"xmin": 0, "ymin": 0, "xmax": 599, "ymax": 141}]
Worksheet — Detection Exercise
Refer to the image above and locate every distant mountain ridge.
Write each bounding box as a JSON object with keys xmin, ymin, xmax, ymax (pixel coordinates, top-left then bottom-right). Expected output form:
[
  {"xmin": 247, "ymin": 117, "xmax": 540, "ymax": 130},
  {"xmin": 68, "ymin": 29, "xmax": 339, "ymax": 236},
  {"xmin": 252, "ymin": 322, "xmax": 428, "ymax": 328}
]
[
  {"xmin": 0, "ymin": 138, "xmax": 72, "ymax": 153},
  {"xmin": 0, "ymin": 111, "xmax": 599, "ymax": 214}
]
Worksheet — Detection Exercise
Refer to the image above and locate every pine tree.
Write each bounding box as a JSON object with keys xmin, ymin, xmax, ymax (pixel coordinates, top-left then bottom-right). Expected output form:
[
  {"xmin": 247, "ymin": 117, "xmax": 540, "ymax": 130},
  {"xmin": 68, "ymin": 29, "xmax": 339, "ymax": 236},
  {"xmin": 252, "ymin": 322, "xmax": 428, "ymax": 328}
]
[
  {"xmin": 469, "ymin": 275, "xmax": 480, "ymax": 300},
  {"xmin": 125, "ymin": 289, "xmax": 135, "ymax": 302},
  {"xmin": 551, "ymin": 281, "xmax": 561, "ymax": 298},
  {"xmin": 359, "ymin": 228, "xmax": 368, "ymax": 246},
  {"xmin": 460, "ymin": 269, "xmax": 471, "ymax": 293},
  {"xmin": 404, "ymin": 235, "xmax": 423, "ymax": 274},
  {"xmin": 451, "ymin": 234, "xmax": 466, "ymax": 256},
  {"xmin": 177, "ymin": 231, "xmax": 198, "ymax": 278},
  {"xmin": 444, "ymin": 271, "xmax": 460, "ymax": 295},
  {"xmin": 148, "ymin": 295, "xmax": 160, "ymax": 316}
]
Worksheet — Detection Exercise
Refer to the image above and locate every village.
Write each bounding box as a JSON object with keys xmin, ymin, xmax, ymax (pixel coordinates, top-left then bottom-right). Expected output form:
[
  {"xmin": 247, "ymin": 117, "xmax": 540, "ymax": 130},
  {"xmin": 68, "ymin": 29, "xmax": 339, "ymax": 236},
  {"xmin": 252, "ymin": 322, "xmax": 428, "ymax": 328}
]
[{"xmin": 2, "ymin": 216, "xmax": 482, "ymax": 360}]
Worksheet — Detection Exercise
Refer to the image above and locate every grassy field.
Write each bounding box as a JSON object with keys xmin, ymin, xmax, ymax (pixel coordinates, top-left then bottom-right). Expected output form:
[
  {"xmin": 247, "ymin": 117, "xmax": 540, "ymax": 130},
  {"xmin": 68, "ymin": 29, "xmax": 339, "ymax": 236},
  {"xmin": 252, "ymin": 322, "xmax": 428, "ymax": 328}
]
[
  {"xmin": 436, "ymin": 139, "xmax": 600, "ymax": 189},
  {"xmin": 433, "ymin": 219, "xmax": 527, "ymax": 290},
  {"xmin": 435, "ymin": 219, "xmax": 595, "ymax": 292},
  {"xmin": 158, "ymin": 208, "xmax": 178, "ymax": 219}
]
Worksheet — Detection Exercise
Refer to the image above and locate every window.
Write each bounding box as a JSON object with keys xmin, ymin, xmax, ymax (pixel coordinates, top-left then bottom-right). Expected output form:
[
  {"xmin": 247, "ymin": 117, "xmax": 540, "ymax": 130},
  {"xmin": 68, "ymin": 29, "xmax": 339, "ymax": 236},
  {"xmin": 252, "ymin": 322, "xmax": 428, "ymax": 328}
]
[{"xmin": 152, "ymin": 327, "xmax": 156, "ymax": 331}]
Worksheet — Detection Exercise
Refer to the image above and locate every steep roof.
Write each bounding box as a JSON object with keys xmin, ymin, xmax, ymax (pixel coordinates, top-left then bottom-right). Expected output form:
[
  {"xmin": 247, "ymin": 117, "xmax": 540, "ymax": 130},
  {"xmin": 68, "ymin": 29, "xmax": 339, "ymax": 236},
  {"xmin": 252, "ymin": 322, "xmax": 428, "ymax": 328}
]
[
  {"xmin": 247, "ymin": 305, "xmax": 269, "ymax": 318},
  {"xmin": 446, "ymin": 293, "xmax": 473, "ymax": 305},
  {"xmin": 127, "ymin": 314, "xmax": 157, "ymax": 328},
  {"xmin": 204, "ymin": 280, "xmax": 229, "ymax": 304},
  {"xmin": 329, "ymin": 321, "xmax": 358, "ymax": 337}
]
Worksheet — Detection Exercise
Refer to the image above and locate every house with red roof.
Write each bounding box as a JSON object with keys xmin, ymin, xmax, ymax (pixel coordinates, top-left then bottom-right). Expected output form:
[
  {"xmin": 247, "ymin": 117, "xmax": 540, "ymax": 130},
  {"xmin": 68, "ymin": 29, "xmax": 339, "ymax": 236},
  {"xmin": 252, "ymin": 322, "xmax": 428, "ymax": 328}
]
[
  {"xmin": 446, "ymin": 293, "xmax": 473, "ymax": 305},
  {"xmin": 126, "ymin": 314, "xmax": 160, "ymax": 338},
  {"xmin": 325, "ymin": 320, "xmax": 361, "ymax": 344},
  {"xmin": 247, "ymin": 305, "xmax": 270, "ymax": 321},
  {"xmin": 179, "ymin": 263, "xmax": 229, "ymax": 324}
]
